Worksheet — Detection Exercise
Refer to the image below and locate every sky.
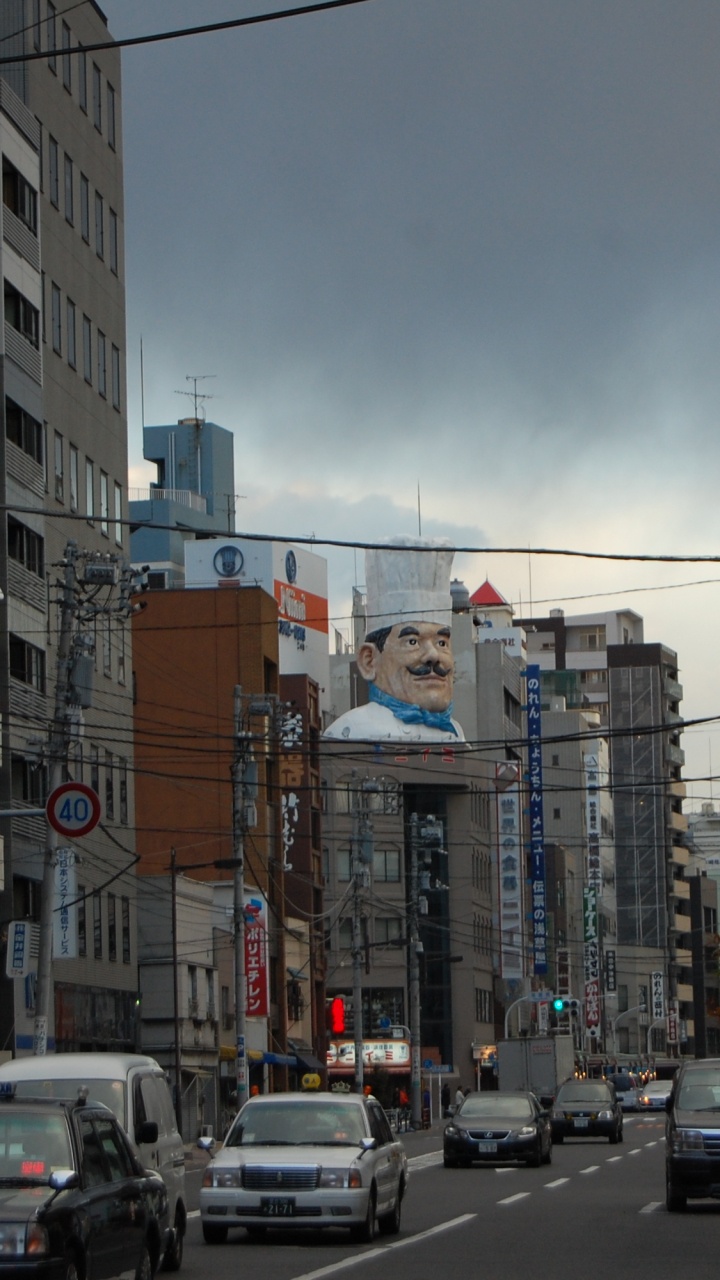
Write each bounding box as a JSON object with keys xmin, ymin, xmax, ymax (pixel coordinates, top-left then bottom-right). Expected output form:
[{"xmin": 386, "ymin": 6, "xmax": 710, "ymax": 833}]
[{"xmin": 103, "ymin": 0, "xmax": 720, "ymax": 801}]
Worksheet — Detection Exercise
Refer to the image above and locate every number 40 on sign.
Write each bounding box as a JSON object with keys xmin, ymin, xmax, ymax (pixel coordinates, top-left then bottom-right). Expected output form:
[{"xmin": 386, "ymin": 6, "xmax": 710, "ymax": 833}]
[{"xmin": 46, "ymin": 782, "xmax": 101, "ymax": 837}]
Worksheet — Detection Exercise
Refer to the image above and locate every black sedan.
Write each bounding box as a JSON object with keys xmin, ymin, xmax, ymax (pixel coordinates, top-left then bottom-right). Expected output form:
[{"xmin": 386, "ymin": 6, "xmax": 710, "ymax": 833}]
[
  {"xmin": 443, "ymin": 1091, "xmax": 552, "ymax": 1168},
  {"xmin": 0, "ymin": 1082, "xmax": 171, "ymax": 1278},
  {"xmin": 551, "ymin": 1079, "xmax": 623, "ymax": 1144}
]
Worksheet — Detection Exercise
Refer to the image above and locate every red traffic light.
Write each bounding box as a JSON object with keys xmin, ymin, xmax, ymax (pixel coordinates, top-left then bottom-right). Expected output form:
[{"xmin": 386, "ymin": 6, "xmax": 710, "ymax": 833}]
[{"xmin": 328, "ymin": 996, "xmax": 345, "ymax": 1035}]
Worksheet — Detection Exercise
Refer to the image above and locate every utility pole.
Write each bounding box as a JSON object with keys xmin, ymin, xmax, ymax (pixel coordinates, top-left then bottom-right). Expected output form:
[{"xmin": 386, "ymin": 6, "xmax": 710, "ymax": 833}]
[
  {"xmin": 170, "ymin": 849, "xmax": 182, "ymax": 1133},
  {"xmin": 232, "ymin": 687, "xmax": 249, "ymax": 1110},
  {"xmin": 350, "ymin": 776, "xmax": 376, "ymax": 1094},
  {"xmin": 408, "ymin": 814, "xmax": 422, "ymax": 1127},
  {"xmin": 34, "ymin": 543, "xmax": 79, "ymax": 1055}
]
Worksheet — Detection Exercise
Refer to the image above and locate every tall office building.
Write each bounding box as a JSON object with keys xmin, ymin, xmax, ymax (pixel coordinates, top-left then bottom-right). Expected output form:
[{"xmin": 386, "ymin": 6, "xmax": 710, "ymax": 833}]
[{"xmin": 0, "ymin": 3, "xmax": 137, "ymax": 1051}]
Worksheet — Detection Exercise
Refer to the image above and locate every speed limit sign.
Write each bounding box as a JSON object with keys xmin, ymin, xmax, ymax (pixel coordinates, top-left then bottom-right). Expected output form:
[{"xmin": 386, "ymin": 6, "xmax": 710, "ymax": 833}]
[{"xmin": 46, "ymin": 782, "xmax": 101, "ymax": 837}]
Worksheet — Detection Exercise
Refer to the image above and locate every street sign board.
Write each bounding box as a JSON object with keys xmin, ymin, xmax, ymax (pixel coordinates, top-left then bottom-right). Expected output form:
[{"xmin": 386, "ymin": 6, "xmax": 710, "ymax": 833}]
[{"xmin": 46, "ymin": 783, "xmax": 101, "ymax": 837}]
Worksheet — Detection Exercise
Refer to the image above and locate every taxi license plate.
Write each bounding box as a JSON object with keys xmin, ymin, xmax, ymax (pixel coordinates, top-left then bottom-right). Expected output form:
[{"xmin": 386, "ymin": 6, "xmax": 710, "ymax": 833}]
[
  {"xmin": 260, "ymin": 1197, "xmax": 295, "ymax": 1216},
  {"xmin": 476, "ymin": 1141, "xmax": 497, "ymax": 1153},
  {"xmin": 573, "ymin": 1118, "xmax": 589, "ymax": 1129}
]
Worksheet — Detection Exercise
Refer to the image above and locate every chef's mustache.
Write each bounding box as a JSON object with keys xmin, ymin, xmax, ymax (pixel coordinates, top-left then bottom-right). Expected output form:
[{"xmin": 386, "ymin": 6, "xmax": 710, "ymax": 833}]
[{"xmin": 407, "ymin": 661, "xmax": 452, "ymax": 678}]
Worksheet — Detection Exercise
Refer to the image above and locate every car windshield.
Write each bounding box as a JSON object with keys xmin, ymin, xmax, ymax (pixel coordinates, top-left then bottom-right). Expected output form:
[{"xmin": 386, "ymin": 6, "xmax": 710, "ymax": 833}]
[
  {"xmin": 14, "ymin": 1078, "xmax": 126, "ymax": 1128},
  {"xmin": 0, "ymin": 1112, "xmax": 73, "ymax": 1181},
  {"xmin": 556, "ymin": 1083, "xmax": 611, "ymax": 1104},
  {"xmin": 459, "ymin": 1096, "xmax": 533, "ymax": 1120},
  {"xmin": 678, "ymin": 1080, "xmax": 720, "ymax": 1111},
  {"xmin": 611, "ymin": 1078, "xmax": 636, "ymax": 1092},
  {"xmin": 227, "ymin": 1101, "xmax": 368, "ymax": 1147}
]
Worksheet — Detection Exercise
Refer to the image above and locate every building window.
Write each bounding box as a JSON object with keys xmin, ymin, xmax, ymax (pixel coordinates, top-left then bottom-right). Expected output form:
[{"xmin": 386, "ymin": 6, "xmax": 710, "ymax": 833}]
[
  {"xmin": 9, "ymin": 635, "xmax": 46, "ymax": 692},
  {"xmin": 577, "ymin": 628, "xmax": 606, "ymax": 652},
  {"xmin": 80, "ymin": 174, "xmax": 89, "ymax": 240},
  {"xmin": 46, "ymin": 1, "xmax": 56, "ymax": 72},
  {"xmin": 82, "ymin": 315, "xmax": 92, "ymax": 382},
  {"xmin": 92, "ymin": 63, "xmax": 102, "ymax": 131},
  {"xmin": 78, "ymin": 884, "xmax": 87, "ymax": 957},
  {"xmin": 107, "ymin": 82, "xmax": 116, "ymax": 148},
  {"xmin": 374, "ymin": 917, "xmax": 402, "ymax": 945},
  {"xmin": 2, "ymin": 158, "xmax": 38, "ymax": 234},
  {"xmin": 114, "ymin": 481, "xmax": 123, "ymax": 545},
  {"xmin": 108, "ymin": 893, "xmax": 117, "ymax": 961},
  {"xmin": 119, "ymin": 758, "xmax": 128, "ymax": 822},
  {"xmin": 78, "ymin": 45, "xmax": 87, "ymax": 110},
  {"xmin": 373, "ymin": 848, "xmax": 401, "ymax": 882},
  {"xmin": 105, "ymin": 749, "xmax": 114, "ymax": 815},
  {"xmin": 33, "ymin": 0, "xmax": 41, "ymax": 50},
  {"xmin": 85, "ymin": 457, "xmax": 94, "ymax": 519},
  {"xmin": 63, "ymin": 153, "xmax": 73, "ymax": 224},
  {"xmin": 121, "ymin": 897, "xmax": 130, "ymax": 963},
  {"xmin": 6, "ymin": 399, "xmax": 42, "ymax": 464},
  {"xmin": 94, "ymin": 191, "xmax": 103, "ymax": 258},
  {"xmin": 7, "ymin": 518, "xmax": 44, "ymax": 577},
  {"xmin": 100, "ymin": 471, "xmax": 109, "ymax": 535},
  {"xmin": 53, "ymin": 431, "xmax": 63, "ymax": 501},
  {"xmin": 5, "ymin": 283, "xmax": 40, "ymax": 348},
  {"xmin": 109, "ymin": 208, "xmax": 118, "ymax": 274},
  {"xmin": 51, "ymin": 283, "xmax": 61, "ymax": 353},
  {"xmin": 336, "ymin": 848, "xmax": 351, "ymax": 882},
  {"xmin": 93, "ymin": 890, "xmax": 102, "ymax": 959},
  {"xmin": 69, "ymin": 445, "xmax": 78, "ymax": 510},
  {"xmin": 97, "ymin": 332, "xmax": 107, "ymax": 398},
  {"xmin": 338, "ymin": 919, "xmax": 353, "ymax": 949},
  {"xmin": 111, "ymin": 345, "xmax": 121, "ymax": 410},
  {"xmin": 61, "ymin": 21, "xmax": 71, "ymax": 90},
  {"xmin": 66, "ymin": 298, "xmax": 76, "ymax": 368},
  {"xmin": 89, "ymin": 743, "xmax": 99, "ymax": 793}
]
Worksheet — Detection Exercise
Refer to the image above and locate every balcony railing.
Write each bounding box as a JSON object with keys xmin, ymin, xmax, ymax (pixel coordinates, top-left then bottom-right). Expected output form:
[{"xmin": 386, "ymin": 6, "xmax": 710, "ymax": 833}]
[{"xmin": 128, "ymin": 487, "xmax": 206, "ymax": 514}]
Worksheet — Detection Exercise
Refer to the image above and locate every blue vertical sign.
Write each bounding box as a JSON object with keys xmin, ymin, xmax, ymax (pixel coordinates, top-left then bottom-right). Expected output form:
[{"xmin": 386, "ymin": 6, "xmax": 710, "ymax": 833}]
[{"xmin": 526, "ymin": 665, "xmax": 548, "ymax": 974}]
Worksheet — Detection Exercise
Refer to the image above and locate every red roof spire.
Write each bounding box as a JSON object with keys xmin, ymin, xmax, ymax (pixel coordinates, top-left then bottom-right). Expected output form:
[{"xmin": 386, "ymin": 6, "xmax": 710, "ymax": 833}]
[{"xmin": 469, "ymin": 579, "xmax": 508, "ymax": 607}]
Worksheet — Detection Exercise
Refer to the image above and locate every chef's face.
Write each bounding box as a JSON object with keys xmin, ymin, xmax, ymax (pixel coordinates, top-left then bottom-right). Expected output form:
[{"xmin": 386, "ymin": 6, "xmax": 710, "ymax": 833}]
[{"xmin": 358, "ymin": 621, "xmax": 454, "ymax": 712}]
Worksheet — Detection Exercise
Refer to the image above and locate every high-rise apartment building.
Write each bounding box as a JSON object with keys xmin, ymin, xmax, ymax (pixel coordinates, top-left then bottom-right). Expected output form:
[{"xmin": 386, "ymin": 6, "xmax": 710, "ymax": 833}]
[{"xmin": 0, "ymin": 3, "xmax": 137, "ymax": 1051}]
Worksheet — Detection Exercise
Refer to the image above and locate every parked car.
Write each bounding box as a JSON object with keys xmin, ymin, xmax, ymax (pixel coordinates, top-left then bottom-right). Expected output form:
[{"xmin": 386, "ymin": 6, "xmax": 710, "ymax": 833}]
[
  {"xmin": 200, "ymin": 1091, "xmax": 408, "ymax": 1243},
  {"xmin": 443, "ymin": 1091, "xmax": 552, "ymax": 1168},
  {"xmin": 0, "ymin": 1051, "xmax": 186, "ymax": 1270},
  {"xmin": 665, "ymin": 1058, "xmax": 720, "ymax": 1211},
  {"xmin": 0, "ymin": 1080, "xmax": 170, "ymax": 1277},
  {"xmin": 637, "ymin": 1079, "xmax": 673, "ymax": 1112},
  {"xmin": 609, "ymin": 1073, "xmax": 642, "ymax": 1112},
  {"xmin": 551, "ymin": 1078, "xmax": 623, "ymax": 1143}
]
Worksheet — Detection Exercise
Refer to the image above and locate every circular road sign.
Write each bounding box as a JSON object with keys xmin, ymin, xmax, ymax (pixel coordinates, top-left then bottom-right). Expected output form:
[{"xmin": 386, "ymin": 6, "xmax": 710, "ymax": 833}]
[{"xmin": 46, "ymin": 782, "xmax": 101, "ymax": 838}]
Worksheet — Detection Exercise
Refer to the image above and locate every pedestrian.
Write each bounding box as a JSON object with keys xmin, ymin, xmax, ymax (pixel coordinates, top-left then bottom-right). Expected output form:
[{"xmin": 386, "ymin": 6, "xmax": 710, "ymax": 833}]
[
  {"xmin": 441, "ymin": 1083, "xmax": 451, "ymax": 1116},
  {"xmin": 398, "ymin": 1086, "xmax": 410, "ymax": 1130},
  {"xmin": 455, "ymin": 1085, "xmax": 464, "ymax": 1109}
]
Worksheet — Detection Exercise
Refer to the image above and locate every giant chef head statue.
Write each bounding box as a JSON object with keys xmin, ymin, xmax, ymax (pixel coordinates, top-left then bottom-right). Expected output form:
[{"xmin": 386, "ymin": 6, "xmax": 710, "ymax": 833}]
[{"xmin": 324, "ymin": 537, "xmax": 465, "ymax": 743}]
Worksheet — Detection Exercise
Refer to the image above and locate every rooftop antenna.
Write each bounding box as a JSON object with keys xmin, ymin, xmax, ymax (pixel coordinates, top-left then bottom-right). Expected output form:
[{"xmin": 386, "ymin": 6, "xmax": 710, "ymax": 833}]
[
  {"xmin": 140, "ymin": 336, "xmax": 145, "ymax": 429},
  {"xmin": 175, "ymin": 373, "xmax": 216, "ymax": 422},
  {"xmin": 417, "ymin": 481, "xmax": 422, "ymax": 536}
]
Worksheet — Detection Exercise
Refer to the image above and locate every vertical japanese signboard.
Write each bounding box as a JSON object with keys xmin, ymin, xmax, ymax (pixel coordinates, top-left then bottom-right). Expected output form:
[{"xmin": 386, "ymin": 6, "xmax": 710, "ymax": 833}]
[
  {"xmin": 651, "ymin": 971, "xmax": 665, "ymax": 1022},
  {"xmin": 584, "ymin": 753, "xmax": 603, "ymax": 896},
  {"xmin": 53, "ymin": 849, "xmax": 77, "ymax": 959},
  {"xmin": 583, "ymin": 887, "xmax": 600, "ymax": 1034},
  {"xmin": 245, "ymin": 893, "xmax": 269, "ymax": 1017},
  {"xmin": 495, "ymin": 764, "xmax": 524, "ymax": 978},
  {"xmin": 526, "ymin": 666, "xmax": 547, "ymax": 974}
]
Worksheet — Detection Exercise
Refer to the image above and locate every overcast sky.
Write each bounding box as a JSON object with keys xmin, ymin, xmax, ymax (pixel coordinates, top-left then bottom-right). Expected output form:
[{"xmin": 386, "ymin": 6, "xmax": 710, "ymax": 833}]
[{"xmin": 104, "ymin": 0, "xmax": 720, "ymax": 799}]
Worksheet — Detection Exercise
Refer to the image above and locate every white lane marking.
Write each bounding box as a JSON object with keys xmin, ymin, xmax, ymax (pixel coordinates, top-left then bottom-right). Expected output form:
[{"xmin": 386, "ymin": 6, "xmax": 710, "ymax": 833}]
[
  {"xmin": 640, "ymin": 1202, "xmax": 663, "ymax": 1214},
  {"xmin": 606, "ymin": 1157, "xmax": 623, "ymax": 1163},
  {"xmin": 408, "ymin": 1151, "xmax": 444, "ymax": 1170},
  {"xmin": 290, "ymin": 1215, "xmax": 476, "ymax": 1280},
  {"xmin": 188, "ymin": 1209, "xmax": 200, "ymax": 1219},
  {"xmin": 629, "ymin": 1149, "xmax": 642, "ymax": 1156},
  {"xmin": 498, "ymin": 1192, "xmax": 531, "ymax": 1205},
  {"xmin": 496, "ymin": 1168, "xmax": 515, "ymax": 1174},
  {"xmin": 644, "ymin": 1141, "xmax": 658, "ymax": 1148},
  {"xmin": 579, "ymin": 1166, "xmax": 599, "ymax": 1175},
  {"xmin": 544, "ymin": 1178, "xmax": 570, "ymax": 1189}
]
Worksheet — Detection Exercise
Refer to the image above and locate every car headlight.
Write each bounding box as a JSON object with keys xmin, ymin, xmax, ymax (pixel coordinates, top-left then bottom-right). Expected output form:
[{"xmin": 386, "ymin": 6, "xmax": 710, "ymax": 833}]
[
  {"xmin": 673, "ymin": 1128, "xmax": 704, "ymax": 1152},
  {"xmin": 444, "ymin": 1124, "xmax": 460, "ymax": 1138},
  {"xmin": 518, "ymin": 1126, "xmax": 537, "ymax": 1138},
  {"xmin": 202, "ymin": 1166, "xmax": 243, "ymax": 1188},
  {"xmin": 0, "ymin": 1223, "xmax": 48, "ymax": 1257},
  {"xmin": 318, "ymin": 1168, "xmax": 362, "ymax": 1188},
  {"xmin": 597, "ymin": 1110, "xmax": 614, "ymax": 1121}
]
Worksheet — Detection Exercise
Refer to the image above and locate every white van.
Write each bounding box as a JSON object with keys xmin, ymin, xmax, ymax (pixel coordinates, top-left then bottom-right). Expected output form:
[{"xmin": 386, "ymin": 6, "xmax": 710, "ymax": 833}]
[{"xmin": 0, "ymin": 1052, "xmax": 186, "ymax": 1270}]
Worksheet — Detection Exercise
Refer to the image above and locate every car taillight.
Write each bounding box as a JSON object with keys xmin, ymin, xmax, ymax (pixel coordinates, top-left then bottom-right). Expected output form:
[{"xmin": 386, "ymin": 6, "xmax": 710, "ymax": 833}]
[{"xmin": 348, "ymin": 1170, "xmax": 362, "ymax": 1189}]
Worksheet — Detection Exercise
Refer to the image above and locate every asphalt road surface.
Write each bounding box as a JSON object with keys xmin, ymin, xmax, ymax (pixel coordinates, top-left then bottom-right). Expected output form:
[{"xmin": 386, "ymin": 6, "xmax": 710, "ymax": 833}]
[{"xmin": 179, "ymin": 1114, "xmax": 720, "ymax": 1280}]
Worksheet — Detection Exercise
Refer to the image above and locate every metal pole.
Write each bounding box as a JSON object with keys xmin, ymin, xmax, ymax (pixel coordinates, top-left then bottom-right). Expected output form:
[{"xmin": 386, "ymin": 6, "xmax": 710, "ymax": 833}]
[
  {"xmin": 409, "ymin": 814, "xmax": 422, "ymax": 1128},
  {"xmin": 34, "ymin": 543, "xmax": 78, "ymax": 1056},
  {"xmin": 351, "ymin": 777, "xmax": 365, "ymax": 1094},
  {"xmin": 232, "ymin": 687, "xmax": 248, "ymax": 1110},
  {"xmin": 171, "ymin": 848, "xmax": 182, "ymax": 1134}
]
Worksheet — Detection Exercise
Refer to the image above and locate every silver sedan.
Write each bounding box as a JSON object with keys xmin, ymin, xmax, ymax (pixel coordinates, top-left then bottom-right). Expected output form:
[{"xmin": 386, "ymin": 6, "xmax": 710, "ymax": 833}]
[{"xmin": 200, "ymin": 1091, "xmax": 408, "ymax": 1243}]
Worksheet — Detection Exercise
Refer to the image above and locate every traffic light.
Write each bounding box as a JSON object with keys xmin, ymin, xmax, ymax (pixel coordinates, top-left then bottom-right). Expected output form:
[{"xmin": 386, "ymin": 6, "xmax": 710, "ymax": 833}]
[
  {"xmin": 552, "ymin": 996, "xmax": 581, "ymax": 1015},
  {"xmin": 327, "ymin": 996, "xmax": 346, "ymax": 1035}
]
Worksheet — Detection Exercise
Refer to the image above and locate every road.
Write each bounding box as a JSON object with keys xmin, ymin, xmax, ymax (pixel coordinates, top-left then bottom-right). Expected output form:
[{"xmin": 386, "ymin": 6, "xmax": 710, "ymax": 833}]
[{"xmin": 179, "ymin": 1114, "xmax": 720, "ymax": 1280}]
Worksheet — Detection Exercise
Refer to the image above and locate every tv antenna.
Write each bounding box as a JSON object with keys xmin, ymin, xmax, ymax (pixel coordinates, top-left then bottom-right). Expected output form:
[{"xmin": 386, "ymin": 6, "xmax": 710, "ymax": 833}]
[{"xmin": 175, "ymin": 373, "xmax": 216, "ymax": 422}]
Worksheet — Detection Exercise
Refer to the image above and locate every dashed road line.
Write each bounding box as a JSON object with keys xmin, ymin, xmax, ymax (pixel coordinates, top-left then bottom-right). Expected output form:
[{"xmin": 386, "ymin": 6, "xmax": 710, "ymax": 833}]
[
  {"xmin": 579, "ymin": 1165, "xmax": 599, "ymax": 1175},
  {"xmin": 499, "ymin": 1192, "xmax": 531, "ymax": 1205},
  {"xmin": 544, "ymin": 1178, "xmax": 570, "ymax": 1189},
  {"xmin": 640, "ymin": 1202, "xmax": 663, "ymax": 1214},
  {"xmin": 290, "ymin": 1214, "xmax": 476, "ymax": 1280}
]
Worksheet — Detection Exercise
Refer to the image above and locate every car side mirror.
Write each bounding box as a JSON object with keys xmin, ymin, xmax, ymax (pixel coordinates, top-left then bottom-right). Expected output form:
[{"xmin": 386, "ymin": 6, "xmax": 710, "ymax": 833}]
[
  {"xmin": 49, "ymin": 1169, "xmax": 79, "ymax": 1192},
  {"xmin": 136, "ymin": 1120, "xmax": 159, "ymax": 1145},
  {"xmin": 360, "ymin": 1137, "xmax": 377, "ymax": 1151},
  {"xmin": 197, "ymin": 1134, "xmax": 215, "ymax": 1151}
]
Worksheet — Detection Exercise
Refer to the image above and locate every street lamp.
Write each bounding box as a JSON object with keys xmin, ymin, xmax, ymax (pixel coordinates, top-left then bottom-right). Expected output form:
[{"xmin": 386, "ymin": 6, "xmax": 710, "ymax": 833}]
[{"xmin": 611, "ymin": 1003, "xmax": 646, "ymax": 1055}]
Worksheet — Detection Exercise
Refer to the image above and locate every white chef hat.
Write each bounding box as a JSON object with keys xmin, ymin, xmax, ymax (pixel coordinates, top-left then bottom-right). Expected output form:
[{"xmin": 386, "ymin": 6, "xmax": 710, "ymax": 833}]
[{"xmin": 365, "ymin": 536, "xmax": 455, "ymax": 635}]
